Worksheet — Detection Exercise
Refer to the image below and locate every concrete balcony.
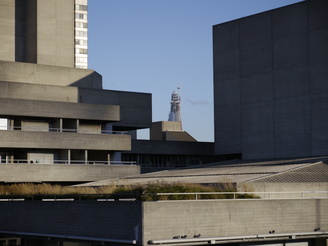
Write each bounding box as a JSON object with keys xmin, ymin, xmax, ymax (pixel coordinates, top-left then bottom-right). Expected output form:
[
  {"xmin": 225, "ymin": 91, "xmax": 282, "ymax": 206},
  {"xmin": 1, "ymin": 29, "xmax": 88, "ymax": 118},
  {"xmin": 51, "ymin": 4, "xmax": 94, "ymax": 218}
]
[
  {"xmin": 0, "ymin": 97, "xmax": 120, "ymax": 121},
  {"xmin": 0, "ymin": 130, "xmax": 131, "ymax": 151}
]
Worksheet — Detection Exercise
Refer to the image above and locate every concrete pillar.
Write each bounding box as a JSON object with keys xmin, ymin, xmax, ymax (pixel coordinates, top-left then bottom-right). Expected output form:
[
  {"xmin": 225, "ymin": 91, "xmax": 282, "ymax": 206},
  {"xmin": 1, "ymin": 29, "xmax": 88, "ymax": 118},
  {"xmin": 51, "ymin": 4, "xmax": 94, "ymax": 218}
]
[
  {"xmin": 84, "ymin": 149, "xmax": 88, "ymax": 164},
  {"xmin": 107, "ymin": 153, "xmax": 111, "ymax": 165},
  {"xmin": 10, "ymin": 119, "xmax": 14, "ymax": 130},
  {"xmin": 60, "ymin": 119, "xmax": 63, "ymax": 132},
  {"xmin": 67, "ymin": 149, "xmax": 71, "ymax": 164},
  {"xmin": 76, "ymin": 119, "xmax": 79, "ymax": 133}
]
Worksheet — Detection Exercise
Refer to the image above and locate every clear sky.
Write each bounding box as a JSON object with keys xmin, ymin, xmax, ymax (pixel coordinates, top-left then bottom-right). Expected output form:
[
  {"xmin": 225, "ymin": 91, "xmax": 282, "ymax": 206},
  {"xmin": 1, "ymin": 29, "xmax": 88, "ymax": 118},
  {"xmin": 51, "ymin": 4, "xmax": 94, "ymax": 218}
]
[{"xmin": 88, "ymin": 0, "xmax": 303, "ymax": 142}]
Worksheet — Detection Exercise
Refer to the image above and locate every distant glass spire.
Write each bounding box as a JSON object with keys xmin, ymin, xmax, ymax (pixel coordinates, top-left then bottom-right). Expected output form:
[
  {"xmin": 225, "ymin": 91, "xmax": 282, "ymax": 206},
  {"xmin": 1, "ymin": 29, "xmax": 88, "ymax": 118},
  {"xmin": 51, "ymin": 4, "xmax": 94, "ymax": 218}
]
[{"xmin": 168, "ymin": 88, "xmax": 182, "ymax": 123}]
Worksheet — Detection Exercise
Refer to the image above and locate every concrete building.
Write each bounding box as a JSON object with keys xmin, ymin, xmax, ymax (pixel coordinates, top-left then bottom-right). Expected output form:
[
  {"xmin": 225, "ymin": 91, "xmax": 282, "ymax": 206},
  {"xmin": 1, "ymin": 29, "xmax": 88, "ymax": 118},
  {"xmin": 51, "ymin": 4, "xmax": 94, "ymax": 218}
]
[
  {"xmin": 213, "ymin": 0, "xmax": 328, "ymax": 159},
  {"xmin": 122, "ymin": 121, "xmax": 227, "ymax": 172},
  {"xmin": 0, "ymin": 0, "xmax": 152, "ymax": 183},
  {"xmin": 0, "ymin": 0, "xmax": 88, "ymax": 68}
]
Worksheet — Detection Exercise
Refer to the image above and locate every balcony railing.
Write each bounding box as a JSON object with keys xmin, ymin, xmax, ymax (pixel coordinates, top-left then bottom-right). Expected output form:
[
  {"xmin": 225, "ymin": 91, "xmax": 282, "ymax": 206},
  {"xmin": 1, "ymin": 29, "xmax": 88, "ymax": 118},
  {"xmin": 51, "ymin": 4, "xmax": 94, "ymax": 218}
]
[
  {"xmin": 0, "ymin": 159, "xmax": 136, "ymax": 165},
  {"xmin": 0, "ymin": 126, "xmax": 127, "ymax": 135}
]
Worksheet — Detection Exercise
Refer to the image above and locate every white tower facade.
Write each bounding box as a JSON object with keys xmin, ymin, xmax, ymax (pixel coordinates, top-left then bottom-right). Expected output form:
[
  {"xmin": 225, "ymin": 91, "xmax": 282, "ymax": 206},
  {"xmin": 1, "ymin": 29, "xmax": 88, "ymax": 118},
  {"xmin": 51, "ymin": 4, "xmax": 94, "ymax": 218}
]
[{"xmin": 168, "ymin": 88, "xmax": 182, "ymax": 123}]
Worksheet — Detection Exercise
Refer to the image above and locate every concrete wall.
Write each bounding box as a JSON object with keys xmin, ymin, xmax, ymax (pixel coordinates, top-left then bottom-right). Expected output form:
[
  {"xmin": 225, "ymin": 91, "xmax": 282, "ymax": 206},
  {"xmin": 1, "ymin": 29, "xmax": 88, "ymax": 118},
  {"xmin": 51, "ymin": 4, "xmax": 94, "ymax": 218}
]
[
  {"xmin": 0, "ymin": 61, "xmax": 102, "ymax": 89},
  {"xmin": 78, "ymin": 88, "xmax": 152, "ymax": 130},
  {"xmin": 0, "ymin": 131, "xmax": 130, "ymax": 151},
  {"xmin": 0, "ymin": 0, "xmax": 75, "ymax": 67},
  {"xmin": 0, "ymin": 202, "xmax": 142, "ymax": 243},
  {"xmin": 0, "ymin": 0, "xmax": 15, "ymax": 61},
  {"xmin": 213, "ymin": 0, "xmax": 328, "ymax": 159},
  {"xmin": 143, "ymin": 199, "xmax": 328, "ymax": 245},
  {"xmin": 130, "ymin": 140, "xmax": 214, "ymax": 156},
  {"xmin": 0, "ymin": 164, "xmax": 140, "ymax": 182},
  {"xmin": 0, "ymin": 199, "xmax": 326, "ymax": 246},
  {"xmin": 0, "ymin": 98, "xmax": 120, "ymax": 121},
  {"xmin": 0, "ymin": 80, "xmax": 152, "ymax": 130},
  {"xmin": 150, "ymin": 121, "xmax": 182, "ymax": 140},
  {"xmin": 33, "ymin": 0, "xmax": 75, "ymax": 67},
  {"xmin": 246, "ymin": 182, "xmax": 328, "ymax": 198}
]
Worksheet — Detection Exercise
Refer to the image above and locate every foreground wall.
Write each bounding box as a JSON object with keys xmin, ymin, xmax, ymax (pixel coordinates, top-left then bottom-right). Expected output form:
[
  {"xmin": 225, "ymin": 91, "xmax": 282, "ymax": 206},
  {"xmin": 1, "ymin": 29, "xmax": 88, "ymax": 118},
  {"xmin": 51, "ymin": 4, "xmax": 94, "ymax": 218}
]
[
  {"xmin": 143, "ymin": 199, "xmax": 328, "ymax": 245},
  {"xmin": 0, "ymin": 202, "xmax": 142, "ymax": 244},
  {"xmin": 213, "ymin": 0, "xmax": 328, "ymax": 159},
  {"xmin": 0, "ymin": 199, "xmax": 327, "ymax": 245}
]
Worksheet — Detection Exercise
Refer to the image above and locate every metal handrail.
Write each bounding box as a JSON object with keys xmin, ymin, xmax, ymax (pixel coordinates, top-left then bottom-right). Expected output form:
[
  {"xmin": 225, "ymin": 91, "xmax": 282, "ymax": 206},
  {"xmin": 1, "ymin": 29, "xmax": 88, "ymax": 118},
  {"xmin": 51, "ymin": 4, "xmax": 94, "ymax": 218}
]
[
  {"xmin": 154, "ymin": 191, "xmax": 328, "ymax": 200},
  {"xmin": 0, "ymin": 126, "xmax": 127, "ymax": 135},
  {"xmin": 0, "ymin": 191, "xmax": 327, "ymax": 202},
  {"xmin": 1, "ymin": 159, "xmax": 136, "ymax": 165}
]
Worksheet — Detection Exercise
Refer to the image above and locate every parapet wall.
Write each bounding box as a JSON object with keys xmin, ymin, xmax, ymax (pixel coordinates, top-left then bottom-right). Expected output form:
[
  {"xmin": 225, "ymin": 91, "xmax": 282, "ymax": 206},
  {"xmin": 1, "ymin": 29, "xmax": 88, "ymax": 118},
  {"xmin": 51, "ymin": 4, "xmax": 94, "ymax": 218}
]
[
  {"xmin": 142, "ymin": 199, "xmax": 328, "ymax": 245},
  {"xmin": 0, "ymin": 164, "xmax": 139, "ymax": 183},
  {"xmin": 0, "ymin": 199, "xmax": 326, "ymax": 245},
  {"xmin": 0, "ymin": 61, "xmax": 102, "ymax": 89}
]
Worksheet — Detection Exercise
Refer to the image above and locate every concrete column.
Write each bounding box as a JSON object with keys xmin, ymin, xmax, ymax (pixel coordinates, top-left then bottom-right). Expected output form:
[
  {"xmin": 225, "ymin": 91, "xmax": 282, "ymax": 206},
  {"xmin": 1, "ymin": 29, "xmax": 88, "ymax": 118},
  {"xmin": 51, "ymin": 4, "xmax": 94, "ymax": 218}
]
[
  {"xmin": 76, "ymin": 119, "xmax": 79, "ymax": 133},
  {"xmin": 60, "ymin": 119, "xmax": 63, "ymax": 132},
  {"xmin": 67, "ymin": 149, "xmax": 71, "ymax": 164},
  {"xmin": 84, "ymin": 150, "xmax": 88, "ymax": 165},
  {"xmin": 10, "ymin": 119, "xmax": 14, "ymax": 130}
]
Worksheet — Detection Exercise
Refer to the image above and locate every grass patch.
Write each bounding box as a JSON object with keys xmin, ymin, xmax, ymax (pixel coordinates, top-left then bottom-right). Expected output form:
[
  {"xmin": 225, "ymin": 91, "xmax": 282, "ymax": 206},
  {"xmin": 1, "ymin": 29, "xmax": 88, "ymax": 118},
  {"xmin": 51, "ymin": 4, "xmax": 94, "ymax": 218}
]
[{"xmin": 0, "ymin": 182, "xmax": 259, "ymax": 201}]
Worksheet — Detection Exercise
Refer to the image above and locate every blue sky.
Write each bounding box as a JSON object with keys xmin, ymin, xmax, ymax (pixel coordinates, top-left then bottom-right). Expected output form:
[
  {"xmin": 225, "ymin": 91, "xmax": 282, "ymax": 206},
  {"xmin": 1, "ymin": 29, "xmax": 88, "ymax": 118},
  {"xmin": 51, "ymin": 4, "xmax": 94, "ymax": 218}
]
[{"xmin": 88, "ymin": 0, "xmax": 303, "ymax": 142}]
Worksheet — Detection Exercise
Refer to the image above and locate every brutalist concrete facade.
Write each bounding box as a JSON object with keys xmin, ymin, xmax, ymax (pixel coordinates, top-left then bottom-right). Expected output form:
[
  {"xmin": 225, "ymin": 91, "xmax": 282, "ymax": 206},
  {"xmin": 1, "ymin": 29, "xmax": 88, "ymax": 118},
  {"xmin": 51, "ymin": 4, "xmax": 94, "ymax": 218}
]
[
  {"xmin": 213, "ymin": 0, "xmax": 328, "ymax": 159},
  {"xmin": 0, "ymin": 0, "xmax": 152, "ymax": 182}
]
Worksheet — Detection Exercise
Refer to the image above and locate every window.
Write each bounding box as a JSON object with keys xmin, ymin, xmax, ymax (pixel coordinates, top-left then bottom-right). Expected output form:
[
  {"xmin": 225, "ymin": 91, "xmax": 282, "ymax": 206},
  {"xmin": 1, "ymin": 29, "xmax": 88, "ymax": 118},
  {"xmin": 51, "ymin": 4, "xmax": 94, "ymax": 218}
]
[
  {"xmin": 76, "ymin": 4, "xmax": 88, "ymax": 11},
  {"xmin": 75, "ymin": 39, "xmax": 88, "ymax": 46},
  {"xmin": 75, "ymin": 48, "xmax": 88, "ymax": 54},
  {"xmin": 75, "ymin": 13, "xmax": 87, "ymax": 20},
  {"xmin": 75, "ymin": 31, "xmax": 87, "ymax": 37},
  {"xmin": 75, "ymin": 22, "xmax": 88, "ymax": 28},
  {"xmin": 76, "ymin": 57, "xmax": 87, "ymax": 63}
]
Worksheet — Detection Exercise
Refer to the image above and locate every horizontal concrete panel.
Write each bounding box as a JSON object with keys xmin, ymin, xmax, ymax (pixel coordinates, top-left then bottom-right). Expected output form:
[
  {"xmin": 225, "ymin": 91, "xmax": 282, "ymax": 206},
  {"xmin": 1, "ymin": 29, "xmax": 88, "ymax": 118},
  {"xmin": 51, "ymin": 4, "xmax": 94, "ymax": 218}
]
[
  {"xmin": 0, "ymin": 81, "xmax": 79, "ymax": 102},
  {"xmin": 0, "ymin": 98, "xmax": 120, "ymax": 121},
  {"xmin": 0, "ymin": 163, "xmax": 140, "ymax": 183},
  {"xmin": 130, "ymin": 140, "xmax": 214, "ymax": 156},
  {"xmin": 0, "ymin": 61, "xmax": 102, "ymax": 89},
  {"xmin": 0, "ymin": 131, "xmax": 131, "ymax": 151},
  {"xmin": 0, "ymin": 81, "xmax": 152, "ymax": 129},
  {"xmin": 79, "ymin": 89, "xmax": 152, "ymax": 129}
]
